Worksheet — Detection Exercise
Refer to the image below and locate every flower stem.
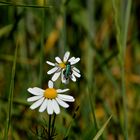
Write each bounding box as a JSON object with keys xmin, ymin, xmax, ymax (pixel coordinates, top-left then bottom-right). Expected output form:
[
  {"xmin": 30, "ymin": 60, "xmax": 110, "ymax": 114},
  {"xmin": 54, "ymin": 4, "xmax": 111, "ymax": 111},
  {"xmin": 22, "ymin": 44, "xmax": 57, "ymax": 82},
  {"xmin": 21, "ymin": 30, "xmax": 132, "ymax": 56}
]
[
  {"xmin": 48, "ymin": 115, "xmax": 52, "ymax": 140},
  {"xmin": 51, "ymin": 114, "xmax": 56, "ymax": 136}
]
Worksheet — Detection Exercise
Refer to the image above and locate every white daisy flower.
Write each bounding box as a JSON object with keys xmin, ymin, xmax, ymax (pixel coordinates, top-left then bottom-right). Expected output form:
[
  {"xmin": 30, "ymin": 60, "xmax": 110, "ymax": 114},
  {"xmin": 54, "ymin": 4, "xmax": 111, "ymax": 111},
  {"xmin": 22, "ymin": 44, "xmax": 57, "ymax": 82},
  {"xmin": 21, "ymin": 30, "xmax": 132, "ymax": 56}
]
[
  {"xmin": 46, "ymin": 51, "xmax": 81, "ymax": 84},
  {"xmin": 27, "ymin": 80, "xmax": 75, "ymax": 115}
]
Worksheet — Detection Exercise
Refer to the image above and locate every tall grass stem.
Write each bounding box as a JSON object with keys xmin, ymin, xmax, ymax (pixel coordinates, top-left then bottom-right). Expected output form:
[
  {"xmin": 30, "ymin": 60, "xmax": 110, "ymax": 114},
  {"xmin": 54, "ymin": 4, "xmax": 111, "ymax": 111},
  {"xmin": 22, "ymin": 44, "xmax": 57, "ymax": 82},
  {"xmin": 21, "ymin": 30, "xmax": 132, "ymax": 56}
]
[
  {"xmin": 86, "ymin": 0, "xmax": 98, "ymax": 133},
  {"xmin": 0, "ymin": 1, "xmax": 52, "ymax": 8},
  {"xmin": 39, "ymin": 0, "xmax": 46, "ymax": 86},
  {"xmin": 112, "ymin": 0, "xmax": 132, "ymax": 139},
  {"xmin": 121, "ymin": 0, "xmax": 132, "ymax": 140},
  {"xmin": 4, "ymin": 41, "xmax": 18, "ymax": 140}
]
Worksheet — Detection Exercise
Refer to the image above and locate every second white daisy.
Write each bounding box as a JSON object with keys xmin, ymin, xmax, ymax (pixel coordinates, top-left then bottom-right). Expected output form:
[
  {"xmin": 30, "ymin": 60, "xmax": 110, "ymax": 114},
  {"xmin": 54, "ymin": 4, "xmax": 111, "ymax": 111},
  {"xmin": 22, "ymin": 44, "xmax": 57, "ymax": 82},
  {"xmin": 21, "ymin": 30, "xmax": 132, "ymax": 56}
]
[
  {"xmin": 46, "ymin": 51, "xmax": 81, "ymax": 83},
  {"xmin": 27, "ymin": 80, "xmax": 75, "ymax": 115}
]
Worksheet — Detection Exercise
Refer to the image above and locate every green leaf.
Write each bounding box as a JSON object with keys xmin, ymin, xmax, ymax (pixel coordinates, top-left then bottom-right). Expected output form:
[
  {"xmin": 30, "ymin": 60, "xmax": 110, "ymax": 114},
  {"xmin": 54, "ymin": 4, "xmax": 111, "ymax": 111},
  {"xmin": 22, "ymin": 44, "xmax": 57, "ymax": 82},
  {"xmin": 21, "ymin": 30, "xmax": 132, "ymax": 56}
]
[
  {"xmin": 93, "ymin": 115, "xmax": 112, "ymax": 140},
  {"xmin": 0, "ymin": 24, "xmax": 12, "ymax": 37}
]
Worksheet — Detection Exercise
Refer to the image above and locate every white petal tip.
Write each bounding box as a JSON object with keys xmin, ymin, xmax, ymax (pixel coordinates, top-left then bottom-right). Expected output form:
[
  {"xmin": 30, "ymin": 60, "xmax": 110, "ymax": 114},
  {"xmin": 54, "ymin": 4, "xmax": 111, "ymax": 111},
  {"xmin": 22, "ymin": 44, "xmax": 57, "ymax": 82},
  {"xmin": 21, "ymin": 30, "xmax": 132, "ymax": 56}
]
[
  {"xmin": 47, "ymin": 72, "xmax": 50, "ymax": 75},
  {"xmin": 27, "ymin": 98, "xmax": 30, "ymax": 102},
  {"xmin": 48, "ymin": 112, "xmax": 53, "ymax": 115},
  {"xmin": 52, "ymin": 78, "xmax": 57, "ymax": 82},
  {"xmin": 27, "ymin": 88, "xmax": 32, "ymax": 92},
  {"xmin": 55, "ymin": 112, "xmax": 60, "ymax": 115},
  {"xmin": 39, "ymin": 110, "xmax": 44, "ymax": 113},
  {"xmin": 30, "ymin": 106, "xmax": 35, "ymax": 110},
  {"xmin": 48, "ymin": 80, "xmax": 53, "ymax": 88}
]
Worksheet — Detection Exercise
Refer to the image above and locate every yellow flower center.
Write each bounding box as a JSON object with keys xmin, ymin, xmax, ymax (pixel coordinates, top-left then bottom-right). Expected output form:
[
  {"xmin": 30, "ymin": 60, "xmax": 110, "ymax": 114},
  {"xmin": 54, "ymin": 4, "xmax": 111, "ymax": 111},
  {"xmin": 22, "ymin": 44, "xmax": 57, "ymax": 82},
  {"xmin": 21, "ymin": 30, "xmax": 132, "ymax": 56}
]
[
  {"xmin": 44, "ymin": 88, "xmax": 57, "ymax": 99},
  {"xmin": 58, "ymin": 62, "xmax": 66, "ymax": 69}
]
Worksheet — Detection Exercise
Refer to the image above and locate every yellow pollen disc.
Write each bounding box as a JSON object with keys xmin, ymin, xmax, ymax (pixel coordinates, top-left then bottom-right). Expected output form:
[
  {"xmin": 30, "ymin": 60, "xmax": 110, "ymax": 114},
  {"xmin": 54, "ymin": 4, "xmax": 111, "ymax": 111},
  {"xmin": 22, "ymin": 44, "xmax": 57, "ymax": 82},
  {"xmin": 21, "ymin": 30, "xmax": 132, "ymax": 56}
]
[
  {"xmin": 59, "ymin": 62, "xmax": 66, "ymax": 68},
  {"xmin": 44, "ymin": 88, "xmax": 57, "ymax": 99}
]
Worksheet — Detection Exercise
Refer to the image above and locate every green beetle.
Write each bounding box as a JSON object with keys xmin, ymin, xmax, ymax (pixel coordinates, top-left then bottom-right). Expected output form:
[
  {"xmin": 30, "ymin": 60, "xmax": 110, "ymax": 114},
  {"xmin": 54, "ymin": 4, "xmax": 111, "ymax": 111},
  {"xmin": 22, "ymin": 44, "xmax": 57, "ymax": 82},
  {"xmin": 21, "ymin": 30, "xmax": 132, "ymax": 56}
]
[{"xmin": 63, "ymin": 62, "xmax": 72, "ymax": 80}]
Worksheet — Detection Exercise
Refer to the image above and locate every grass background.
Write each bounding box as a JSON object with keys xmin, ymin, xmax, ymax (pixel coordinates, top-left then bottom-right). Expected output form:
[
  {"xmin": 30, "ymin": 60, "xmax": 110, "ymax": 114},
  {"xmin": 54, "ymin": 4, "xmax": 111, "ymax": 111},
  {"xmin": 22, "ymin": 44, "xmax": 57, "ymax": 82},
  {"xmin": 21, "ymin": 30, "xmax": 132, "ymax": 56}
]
[{"xmin": 0, "ymin": 0, "xmax": 140, "ymax": 139}]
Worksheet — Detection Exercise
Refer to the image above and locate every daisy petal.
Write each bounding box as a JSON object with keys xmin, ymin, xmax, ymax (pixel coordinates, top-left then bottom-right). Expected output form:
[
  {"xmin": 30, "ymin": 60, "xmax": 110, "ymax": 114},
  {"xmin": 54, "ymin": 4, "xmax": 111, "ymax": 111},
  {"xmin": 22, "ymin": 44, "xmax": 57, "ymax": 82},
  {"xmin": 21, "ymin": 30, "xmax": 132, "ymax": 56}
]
[
  {"xmin": 28, "ymin": 88, "xmax": 44, "ymax": 95},
  {"xmin": 58, "ymin": 94, "xmax": 75, "ymax": 102},
  {"xmin": 52, "ymin": 99, "xmax": 60, "ymax": 114},
  {"xmin": 48, "ymin": 80, "xmax": 53, "ymax": 88},
  {"xmin": 61, "ymin": 70, "xmax": 69, "ymax": 84},
  {"xmin": 33, "ymin": 87, "xmax": 44, "ymax": 93},
  {"xmin": 46, "ymin": 61, "xmax": 55, "ymax": 66},
  {"xmin": 57, "ymin": 89, "xmax": 69, "ymax": 93},
  {"xmin": 30, "ymin": 97, "xmax": 45, "ymax": 110},
  {"xmin": 55, "ymin": 57, "xmax": 62, "ymax": 63},
  {"xmin": 72, "ymin": 67, "xmax": 80, "ymax": 73},
  {"xmin": 47, "ymin": 100, "xmax": 53, "ymax": 115},
  {"xmin": 70, "ymin": 57, "xmax": 80, "ymax": 65},
  {"xmin": 27, "ymin": 95, "xmax": 43, "ymax": 102},
  {"xmin": 56, "ymin": 98, "xmax": 69, "ymax": 108},
  {"xmin": 39, "ymin": 99, "xmax": 48, "ymax": 112},
  {"xmin": 47, "ymin": 67, "xmax": 58, "ymax": 74},
  {"xmin": 68, "ymin": 57, "xmax": 75, "ymax": 63},
  {"xmin": 63, "ymin": 51, "xmax": 70, "ymax": 63},
  {"xmin": 70, "ymin": 74, "xmax": 76, "ymax": 82},
  {"xmin": 72, "ymin": 70, "xmax": 81, "ymax": 78},
  {"xmin": 52, "ymin": 71, "xmax": 61, "ymax": 81}
]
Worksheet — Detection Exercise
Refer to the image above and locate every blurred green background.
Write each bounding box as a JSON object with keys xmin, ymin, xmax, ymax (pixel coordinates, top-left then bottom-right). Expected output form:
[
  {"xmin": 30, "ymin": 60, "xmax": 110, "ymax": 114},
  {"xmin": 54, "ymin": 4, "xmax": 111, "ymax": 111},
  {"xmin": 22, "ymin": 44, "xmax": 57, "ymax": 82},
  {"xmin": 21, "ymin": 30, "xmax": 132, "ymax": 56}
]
[{"xmin": 0, "ymin": 0, "xmax": 140, "ymax": 139}]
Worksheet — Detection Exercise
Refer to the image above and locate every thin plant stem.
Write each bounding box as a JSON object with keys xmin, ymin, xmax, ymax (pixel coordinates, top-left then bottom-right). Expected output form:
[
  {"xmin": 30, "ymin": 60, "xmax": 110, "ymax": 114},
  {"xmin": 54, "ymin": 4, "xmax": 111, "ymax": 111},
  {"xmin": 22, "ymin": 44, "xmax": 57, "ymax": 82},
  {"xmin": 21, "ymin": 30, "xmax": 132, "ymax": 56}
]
[
  {"xmin": 59, "ymin": 1, "xmax": 67, "ymax": 55},
  {"xmin": 4, "ymin": 41, "xmax": 18, "ymax": 140},
  {"xmin": 61, "ymin": 5, "xmax": 67, "ymax": 52},
  {"xmin": 0, "ymin": 1, "xmax": 52, "ymax": 8},
  {"xmin": 48, "ymin": 115, "xmax": 52, "ymax": 140},
  {"xmin": 112, "ymin": 0, "xmax": 132, "ymax": 139},
  {"xmin": 120, "ymin": 1, "xmax": 132, "ymax": 140},
  {"xmin": 39, "ymin": 0, "xmax": 46, "ymax": 86},
  {"xmin": 86, "ymin": 0, "xmax": 98, "ymax": 134},
  {"xmin": 0, "ymin": 96, "xmax": 30, "ymax": 106},
  {"xmin": 87, "ymin": 85, "xmax": 98, "ymax": 131},
  {"xmin": 51, "ymin": 114, "xmax": 56, "ymax": 136},
  {"xmin": 64, "ymin": 106, "xmax": 79, "ymax": 139}
]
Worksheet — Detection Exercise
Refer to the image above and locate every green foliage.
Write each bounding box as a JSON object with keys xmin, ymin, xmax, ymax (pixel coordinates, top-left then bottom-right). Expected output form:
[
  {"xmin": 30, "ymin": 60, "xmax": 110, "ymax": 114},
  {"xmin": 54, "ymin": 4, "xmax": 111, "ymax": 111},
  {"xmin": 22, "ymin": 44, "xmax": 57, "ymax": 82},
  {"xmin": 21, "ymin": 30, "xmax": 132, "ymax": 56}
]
[{"xmin": 0, "ymin": 0, "xmax": 139, "ymax": 140}]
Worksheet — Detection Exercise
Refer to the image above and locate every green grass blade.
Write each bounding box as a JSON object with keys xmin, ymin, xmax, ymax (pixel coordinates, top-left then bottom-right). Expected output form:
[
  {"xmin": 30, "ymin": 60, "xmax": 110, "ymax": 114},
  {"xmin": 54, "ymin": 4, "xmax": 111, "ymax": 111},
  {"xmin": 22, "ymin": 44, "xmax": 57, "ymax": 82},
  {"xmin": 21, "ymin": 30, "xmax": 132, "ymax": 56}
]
[
  {"xmin": 4, "ymin": 42, "xmax": 18, "ymax": 140},
  {"xmin": 0, "ymin": 1, "xmax": 52, "ymax": 8},
  {"xmin": 92, "ymin": 115, "xmax": 112, "ymax": 140},
  {"xmin": 64, "ymin": 106, "xmax": 79, "ymax": 139},
  {"xmin": 39, "ymin": 0, "xmax": 46, "ymax": 86},
  {"xmin": 86, "ymin": 0, "xmax": 98, "ymax": 133},
  {"xmin": 0, "ymin": 24, "xmax": 12, "ymax": 37},
  {"xmin": 121, "ymin": 1, "xmax": 132, "ymax": 140},
  {"xmin": 112, "ymin": 0, "xmax": 132, "ymax": 140}
]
